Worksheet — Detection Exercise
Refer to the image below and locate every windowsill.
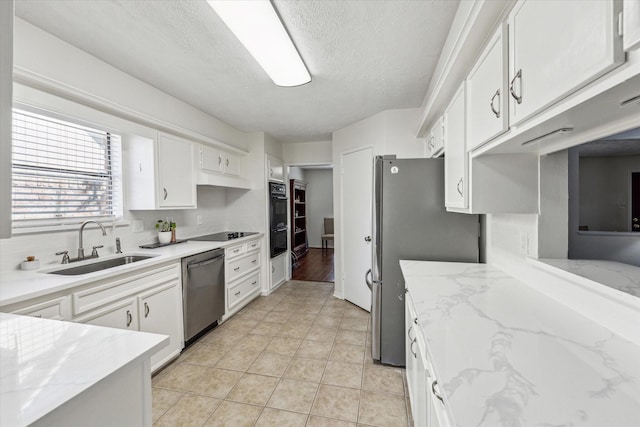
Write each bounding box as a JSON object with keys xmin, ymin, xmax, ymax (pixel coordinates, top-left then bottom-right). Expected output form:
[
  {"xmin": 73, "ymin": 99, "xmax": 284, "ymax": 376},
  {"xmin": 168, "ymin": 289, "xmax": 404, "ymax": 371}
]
[{"xmin": 12, "ymin": 220, "xmax": 130, "ymax": 236}]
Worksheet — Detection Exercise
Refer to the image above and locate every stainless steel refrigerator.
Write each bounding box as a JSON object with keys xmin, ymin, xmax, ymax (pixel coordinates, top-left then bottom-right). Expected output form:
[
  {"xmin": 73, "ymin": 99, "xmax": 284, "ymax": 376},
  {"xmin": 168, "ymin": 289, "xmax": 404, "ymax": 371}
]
[{"xmin": 368, "ymin": 156, "xmax": 480, "ymax": 366}]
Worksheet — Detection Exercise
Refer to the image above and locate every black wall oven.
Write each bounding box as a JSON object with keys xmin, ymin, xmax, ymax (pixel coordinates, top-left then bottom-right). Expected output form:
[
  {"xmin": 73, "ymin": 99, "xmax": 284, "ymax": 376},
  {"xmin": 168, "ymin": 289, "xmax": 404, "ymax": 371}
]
[{"xmin": 269, "ymin": 182, "xmax": 288, "ymax": 258}]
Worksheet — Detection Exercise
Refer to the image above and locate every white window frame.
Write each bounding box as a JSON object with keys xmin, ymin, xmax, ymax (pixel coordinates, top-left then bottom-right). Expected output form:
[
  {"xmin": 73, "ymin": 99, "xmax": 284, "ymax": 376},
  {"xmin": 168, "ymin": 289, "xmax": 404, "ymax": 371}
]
[{"xmin": 11, "ymin": 104, "xmax": 124, "ymax": 234}]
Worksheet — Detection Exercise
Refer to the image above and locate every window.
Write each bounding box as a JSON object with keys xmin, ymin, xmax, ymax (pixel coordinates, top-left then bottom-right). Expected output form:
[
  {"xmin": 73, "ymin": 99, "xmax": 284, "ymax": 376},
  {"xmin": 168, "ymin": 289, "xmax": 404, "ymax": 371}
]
[{"xmin": 11, "ymin": 108, "xmax": 122, "ymax": 229}]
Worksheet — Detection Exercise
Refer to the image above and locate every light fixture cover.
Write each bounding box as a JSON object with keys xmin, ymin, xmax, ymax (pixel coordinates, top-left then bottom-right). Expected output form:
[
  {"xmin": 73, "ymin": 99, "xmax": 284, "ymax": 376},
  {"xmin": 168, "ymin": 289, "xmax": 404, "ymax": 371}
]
[{"xmin": 208, "ymin": 0, "xmax": 311, "ymax": 87}]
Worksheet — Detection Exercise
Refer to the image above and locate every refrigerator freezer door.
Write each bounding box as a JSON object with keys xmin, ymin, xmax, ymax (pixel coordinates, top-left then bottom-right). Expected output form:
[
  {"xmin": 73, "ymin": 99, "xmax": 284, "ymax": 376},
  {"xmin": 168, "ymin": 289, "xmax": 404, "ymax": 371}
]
[{"xmin": 378, "ymin": 158, "xmax": 479, "ymax": 366}]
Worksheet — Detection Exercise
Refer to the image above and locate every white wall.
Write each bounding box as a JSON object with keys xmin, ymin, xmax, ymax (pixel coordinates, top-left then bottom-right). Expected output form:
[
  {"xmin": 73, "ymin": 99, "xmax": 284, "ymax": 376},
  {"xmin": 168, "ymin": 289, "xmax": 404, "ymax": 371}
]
[
  {"xmin": 332, "ymin": 108, "xmax": 424, "ymax": 298},
  {"xmin": 578, "ymin": 155, "xmax": 640, "ymax": 232},
  {"xmin": 568, "ymin": 150, "xmax": 640, "ymax": 267},
  {"xmin": 305, "ymin": 169, "xmax": 334, "ymax": 248},
  {"xmin": 283, "ymin": 141, "xmax": 332, "ymax": 164},
  {"xmin": 288, "ymin": 167, "xmax": 305, "ymax": 182}
]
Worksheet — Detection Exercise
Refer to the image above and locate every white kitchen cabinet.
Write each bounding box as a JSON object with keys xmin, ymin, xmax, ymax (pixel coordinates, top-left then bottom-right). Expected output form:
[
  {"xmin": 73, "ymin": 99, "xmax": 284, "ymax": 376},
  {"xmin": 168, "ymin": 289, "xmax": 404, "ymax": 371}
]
[
  {"xmin": 426, "ymin": 117, "xmax": 444, "ymax": 158},
  {"xmin": 224, "ymin": 237, "xmax": 262, "ymax": 318},
  {"xmin": 72, "ymin": 262, "xmax": 184, "ymax": 372},
  {"xmin": 138, "ymin": 281, "xmax": 183, "ymax": 370},
  {"xmin": 508, "ymin": 0, "xmax": 624, "ymax": 125},
  {"xmin": 77, "ymin": 298, "xmax": 139, "ymax": 331},
  {"xmin": 624, "ymin": 0, "xmax": 640, "ymax": 51},
  {"xmin": 270, "ymin": 253, "xmax": 287, "ymax": 290},
  {"xmin": 126, "ymin": 132, "xmax": 196, "ymax": 210},
  {"xmin": 200, "ymin": 145, "xmax": 241, "ymax": 176},
  {"xmin": 268, "ymin": 156, "xmax": 284, "ymax": 182},
  {"xmin": 9, "ymin": 295, "xmax": 70, "ymax": 320},
  {"xmin": 157, "ymin": 132, "xmax": 196, "ymax": 208},
  {"xmin": 467, "ymin": 25, "xmax": 508, "ymax": 151},
  {"xmin": 444, "ymin": 83, "xmax": 467, "ymax": 209}
]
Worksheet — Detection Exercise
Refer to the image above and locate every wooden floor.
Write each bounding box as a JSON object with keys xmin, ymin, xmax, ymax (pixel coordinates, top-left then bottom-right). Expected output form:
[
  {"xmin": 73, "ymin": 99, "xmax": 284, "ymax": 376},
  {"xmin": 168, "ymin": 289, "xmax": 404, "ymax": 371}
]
[{"xmin": 292, "ymin": 248, "xmax": 334, "ymax": 282}]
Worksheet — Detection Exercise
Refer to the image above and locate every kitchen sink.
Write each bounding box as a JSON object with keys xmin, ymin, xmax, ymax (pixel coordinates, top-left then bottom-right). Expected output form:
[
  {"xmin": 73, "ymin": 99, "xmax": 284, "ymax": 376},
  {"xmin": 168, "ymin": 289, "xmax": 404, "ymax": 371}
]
[{"xmin": 48, "ymin": 255, "xmax": 156, "ymax": 276}]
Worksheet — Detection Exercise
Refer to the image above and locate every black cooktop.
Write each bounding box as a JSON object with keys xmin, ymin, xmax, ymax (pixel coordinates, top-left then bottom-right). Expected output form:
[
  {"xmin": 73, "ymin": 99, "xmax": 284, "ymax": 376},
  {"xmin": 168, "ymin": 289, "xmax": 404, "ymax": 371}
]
[{"xmin": 189, "ymin": 231, "xmax": 259, "ymax": 242}]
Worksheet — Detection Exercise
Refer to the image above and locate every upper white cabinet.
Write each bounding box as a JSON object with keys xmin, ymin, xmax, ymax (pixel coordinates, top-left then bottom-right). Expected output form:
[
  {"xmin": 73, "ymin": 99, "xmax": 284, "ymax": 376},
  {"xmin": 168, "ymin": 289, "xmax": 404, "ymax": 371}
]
[
  {"xmin": 467, "ymin": 25, "xmax": 508, "ymax": 151},
  {"xmin": 157, "ymin": 132, "xmax": 197, "ymax": 207},
  {"xmin": 624, "ymin": 0, "xmax": 640, "ymax": 51},
  {"xmin": 200, "ymin": 145, "xmax": 241, "ymax": 176},
  {"xmin": 126, "ymin": 131, "xmax": 196, "ymax": 210},
  {"xmin": 508, "ymin": 0, "xmax": 624, "ymax": 125},
  {"xmin": 268, "ymin": 156, "xmax": 284, "ymax": 182},
  {"xmin": 444, "ymin": 83, "xmax": 468, "ymax": 210},
  {"xmin": 426, "ymin": 117, "xmax": 444, "ymax": 158}
]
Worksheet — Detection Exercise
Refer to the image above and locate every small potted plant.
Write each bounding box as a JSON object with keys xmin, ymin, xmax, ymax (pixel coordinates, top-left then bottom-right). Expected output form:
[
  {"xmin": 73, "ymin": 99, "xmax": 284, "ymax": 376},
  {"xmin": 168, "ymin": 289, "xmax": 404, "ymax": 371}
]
[{"xmin": 156, "ymin": 218, "xmax": 176, "ymax": 244}]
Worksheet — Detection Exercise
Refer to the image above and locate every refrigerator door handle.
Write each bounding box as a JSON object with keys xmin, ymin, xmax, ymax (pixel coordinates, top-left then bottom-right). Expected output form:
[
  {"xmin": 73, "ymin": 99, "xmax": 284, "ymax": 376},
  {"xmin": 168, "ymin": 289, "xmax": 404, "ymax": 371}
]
[
  {"xmin": 365, "ymin": 269, "xmax": 373, "ymax": 290},
  {"xmin": 371, "ymin": 280, "xmax": 382, "ymax": 361}
]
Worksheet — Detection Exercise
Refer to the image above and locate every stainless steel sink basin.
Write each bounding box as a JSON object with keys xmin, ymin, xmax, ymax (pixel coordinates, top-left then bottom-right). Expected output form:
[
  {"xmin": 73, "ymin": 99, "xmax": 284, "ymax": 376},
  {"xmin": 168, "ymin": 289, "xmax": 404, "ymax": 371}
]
[{"xmin": 48, "ymin": 255, "xmax": 155, "ymax": 275}]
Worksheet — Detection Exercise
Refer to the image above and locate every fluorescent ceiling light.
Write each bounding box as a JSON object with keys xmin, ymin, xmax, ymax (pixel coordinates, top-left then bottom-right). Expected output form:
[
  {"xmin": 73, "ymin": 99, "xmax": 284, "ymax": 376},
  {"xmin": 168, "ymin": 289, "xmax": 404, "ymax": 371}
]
[{"xmin": 208, "ymin": 0, "xmax": 311, "ymax": 87}]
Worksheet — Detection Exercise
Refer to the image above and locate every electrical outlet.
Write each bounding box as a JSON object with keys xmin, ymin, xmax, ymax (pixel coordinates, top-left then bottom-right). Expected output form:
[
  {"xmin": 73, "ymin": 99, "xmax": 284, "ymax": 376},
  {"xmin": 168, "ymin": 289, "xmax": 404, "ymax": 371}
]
[
  {"xmin": 132, "ymin": 219, "xmax": 144, "ymax": 233},
  {"xmin": 196, "ymin": 215, "xmax": 203, "ymax": 225}
]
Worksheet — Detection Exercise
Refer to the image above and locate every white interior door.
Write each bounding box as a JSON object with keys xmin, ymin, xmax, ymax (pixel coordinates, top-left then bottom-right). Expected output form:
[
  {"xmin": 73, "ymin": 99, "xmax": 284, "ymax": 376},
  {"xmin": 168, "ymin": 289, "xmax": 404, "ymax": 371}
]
[{"xmin": 341, "ymin": 147, "xmax": 373, "ymax": 311}]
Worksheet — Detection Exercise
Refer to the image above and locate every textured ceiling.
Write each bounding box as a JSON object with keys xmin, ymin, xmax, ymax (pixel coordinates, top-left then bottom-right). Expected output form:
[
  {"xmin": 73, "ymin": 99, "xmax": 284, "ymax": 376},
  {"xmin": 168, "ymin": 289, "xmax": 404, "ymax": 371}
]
[{"xmin": 15, "ymin": 0, "xmax": 459, "ymax": 142}]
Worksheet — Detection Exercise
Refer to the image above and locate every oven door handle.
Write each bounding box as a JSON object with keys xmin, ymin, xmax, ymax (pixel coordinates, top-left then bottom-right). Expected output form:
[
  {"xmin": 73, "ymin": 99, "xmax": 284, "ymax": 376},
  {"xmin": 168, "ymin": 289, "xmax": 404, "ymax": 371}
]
[
  {"xmin": 273, "ymin": 227, "xmax": 288, "ymax": 232},
  {"xmin": 271, "ymin": 195, "xmax": 287, "ymax": 200},
  {"xmin": 187, "ymin": 254, "xmax": 224, "ymax": 270}
]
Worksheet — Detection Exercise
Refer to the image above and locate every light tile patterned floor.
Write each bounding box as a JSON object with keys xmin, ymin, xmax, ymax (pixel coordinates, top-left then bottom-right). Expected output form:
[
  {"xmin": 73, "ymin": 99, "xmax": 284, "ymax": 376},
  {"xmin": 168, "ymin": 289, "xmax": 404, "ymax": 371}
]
[{"xmin": 152, "ymin": 280, "xmax": 412, "ymax": 427}]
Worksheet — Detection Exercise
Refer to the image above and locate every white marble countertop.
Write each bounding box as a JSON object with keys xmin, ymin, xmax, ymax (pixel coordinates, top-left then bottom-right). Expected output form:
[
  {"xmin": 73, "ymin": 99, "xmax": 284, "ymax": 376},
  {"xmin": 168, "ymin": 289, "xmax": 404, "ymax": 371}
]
[
  {"xmin": 0, "ymin": 312, "xmax": 168, "ymax": 426},
  {"xmin": 0, "ymin": 233, "xmax": 263, "ymax": 307},
  {"xmin": 400, "ymin": 260, "xmax": 640, "ymax": 427},
  {"xmin": 536, "ymin": 258, "xmax": 640, "ymax": 298}
]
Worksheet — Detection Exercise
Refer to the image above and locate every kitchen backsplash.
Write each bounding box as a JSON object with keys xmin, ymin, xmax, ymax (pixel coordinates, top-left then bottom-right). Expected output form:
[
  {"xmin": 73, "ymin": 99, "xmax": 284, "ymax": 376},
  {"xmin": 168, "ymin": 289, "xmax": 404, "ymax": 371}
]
[{"xmin": 0, "ymin": 186, "xmax": 264, "ymax": 272}]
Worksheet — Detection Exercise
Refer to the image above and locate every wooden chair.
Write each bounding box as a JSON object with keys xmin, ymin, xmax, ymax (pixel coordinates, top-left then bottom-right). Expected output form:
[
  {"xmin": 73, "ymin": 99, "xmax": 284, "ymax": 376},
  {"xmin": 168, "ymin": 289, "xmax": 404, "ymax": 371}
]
[{"xmin": 321, "ymin": 218, "xmax": 334, "ymax": 251}]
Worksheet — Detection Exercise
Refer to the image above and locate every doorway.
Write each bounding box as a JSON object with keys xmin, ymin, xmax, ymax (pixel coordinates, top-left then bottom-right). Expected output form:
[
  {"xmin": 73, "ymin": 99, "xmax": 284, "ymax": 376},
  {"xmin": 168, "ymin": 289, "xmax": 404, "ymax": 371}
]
[{"xmin": 287, "ymin": 164, "xmax": 335, "ymax": 283}]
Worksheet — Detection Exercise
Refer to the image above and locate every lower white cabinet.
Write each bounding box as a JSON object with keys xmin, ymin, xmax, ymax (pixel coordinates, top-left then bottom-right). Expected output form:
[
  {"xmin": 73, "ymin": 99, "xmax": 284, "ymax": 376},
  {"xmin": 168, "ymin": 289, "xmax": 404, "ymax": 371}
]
[
  {"xmin": 8, "ymin": 295, "xmax": 70, "ymax": 320},
  {"xmin": 73, "ymin": 262, "xmax": 184, "ymax": 372},
  {"xmin": 138, "ymin": 282, "xmax": 183, "ymax": 369},
  {"xmin": 224, "ymin": 237, "xmax": 262, "ymax": 317},
  {"xmin": 406, "ymin": 291, "xmax": 452, "ymax": 427},
  {"xmin": 270, "ymin": 253, "xmax": 287, "ymax": 290},
  {"xmin": 77, "ymin": 298, "xmax": 139, "ymax": 330}
]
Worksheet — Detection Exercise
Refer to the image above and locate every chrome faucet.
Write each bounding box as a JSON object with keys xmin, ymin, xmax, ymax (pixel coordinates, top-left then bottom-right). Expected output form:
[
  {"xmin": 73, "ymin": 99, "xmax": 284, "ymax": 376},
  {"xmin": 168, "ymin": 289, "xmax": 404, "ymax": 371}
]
[{"xmin": 78, "ymin": 220, "xmax": 107, "ymax": 260}]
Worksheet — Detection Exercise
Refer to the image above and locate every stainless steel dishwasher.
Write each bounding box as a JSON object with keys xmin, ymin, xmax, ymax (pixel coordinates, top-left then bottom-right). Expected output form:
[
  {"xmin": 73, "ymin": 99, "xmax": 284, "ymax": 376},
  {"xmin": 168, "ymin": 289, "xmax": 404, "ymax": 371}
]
[{"xmin": 181, "ymin": 248, "xmax": 225, "ymax": 345}]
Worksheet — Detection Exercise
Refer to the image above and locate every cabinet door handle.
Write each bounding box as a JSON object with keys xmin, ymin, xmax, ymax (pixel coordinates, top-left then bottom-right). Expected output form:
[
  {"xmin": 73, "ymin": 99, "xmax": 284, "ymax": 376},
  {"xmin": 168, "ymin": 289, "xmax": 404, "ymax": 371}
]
[
  {"xmin": 509, "ymin": 69, "xmax": 522, "ymax": 104},
  {"xmin": 252, "ymin": 259, "xmax": 257, "ymax": 264},
  {"xmin": 226, "ymin": 158, "xmax": 229, "ymax": 167},
  {"xmin": 457, "ymin": 178, "xmax": 463, "ymax": 196},
  {"xmin": 407, "ymin": 325, "xmax": 415, "ymax": 341},
  {"xmin": 144, "ymin": 302, "xmax": 150, "ymax": 318},
  {"xmin": 234, "ymin": 290, "xmax": 241, "ymax": 296},
  {"xmin": 163, "ymin": 188, "xmax": 168, "ymax": 200},
  {"xmin": 126, "ymin": 310, "xmax": 132, "ymax": 327},
  {"xmin": 410, "ymin": 338, "xmax": 417, "ymax": 358},
  {"xmin": 432, "ymin": 380, "xmax": 445, "ymax": 404},
  {"xmin": 251, "ymin": 281, "xmax": 257, "ymax": 285},
  {"xmin": 490, "ymin": 89, "xmax": 500, "ymax": 118},
  {"xmin": 272, "ymin": 265, "xmax": 275, "ymax": 273},
  {"xmin": 234, "ymin": 266, "xmax": 240, "ymax": 272},
  {"xmin": 218, "ymin": 156, "xmax": 222, "ymax": 165},
  {"xmin": 270, "ymin": 168, "xmax": 274, "ymax": 176}
]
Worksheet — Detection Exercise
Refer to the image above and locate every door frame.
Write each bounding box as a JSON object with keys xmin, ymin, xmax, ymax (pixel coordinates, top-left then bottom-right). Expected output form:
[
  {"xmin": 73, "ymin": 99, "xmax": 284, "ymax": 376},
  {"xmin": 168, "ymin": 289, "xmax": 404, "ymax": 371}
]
[{"xmin": 339, "ymin": 145, "xmax": 373, "ymax": 304}]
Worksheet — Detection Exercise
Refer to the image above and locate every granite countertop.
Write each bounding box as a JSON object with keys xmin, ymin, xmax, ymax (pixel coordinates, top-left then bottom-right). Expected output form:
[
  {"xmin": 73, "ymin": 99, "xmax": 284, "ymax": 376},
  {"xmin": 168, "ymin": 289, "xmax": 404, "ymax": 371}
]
[
  {"xmin": 0, "ymin": 233, "xmax": 264, "ymax": 307},
  {"xmin": 400, "ymin": 260, "xmax": 640, "ymax": 427},
  {"xmin": 536, "ymin": 258, "xmax": 640, "ymax": 298},
  {"xmin": 0, "ymin": 312, "xmax": 167, "ymax": 426}
]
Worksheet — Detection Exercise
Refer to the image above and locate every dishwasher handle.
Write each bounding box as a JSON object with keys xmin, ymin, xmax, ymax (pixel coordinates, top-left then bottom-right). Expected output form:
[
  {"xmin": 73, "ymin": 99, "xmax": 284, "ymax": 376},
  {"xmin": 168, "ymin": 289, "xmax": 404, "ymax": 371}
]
[{"xmin": 187, "ymin": 254, "xmax": 224, "ymax": 270}]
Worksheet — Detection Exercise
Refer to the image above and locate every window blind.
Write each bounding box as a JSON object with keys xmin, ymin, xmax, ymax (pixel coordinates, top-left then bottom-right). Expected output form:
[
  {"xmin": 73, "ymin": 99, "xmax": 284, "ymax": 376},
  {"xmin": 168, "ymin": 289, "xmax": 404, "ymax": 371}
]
[{"xmin": 11, "ymin": 108, "xmax": 123, "ymax": 228}]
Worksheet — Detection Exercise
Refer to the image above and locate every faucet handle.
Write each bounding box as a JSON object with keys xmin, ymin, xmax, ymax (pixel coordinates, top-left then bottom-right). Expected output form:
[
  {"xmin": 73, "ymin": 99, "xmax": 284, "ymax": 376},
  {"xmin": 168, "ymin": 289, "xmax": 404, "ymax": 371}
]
[
  {"xmin": 91, "ymin": 245, "xmax": 104, "ymax": 257},
  {"xmin": 56, "ymin": 251, "xmax": 70, "ymax": 264}
]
